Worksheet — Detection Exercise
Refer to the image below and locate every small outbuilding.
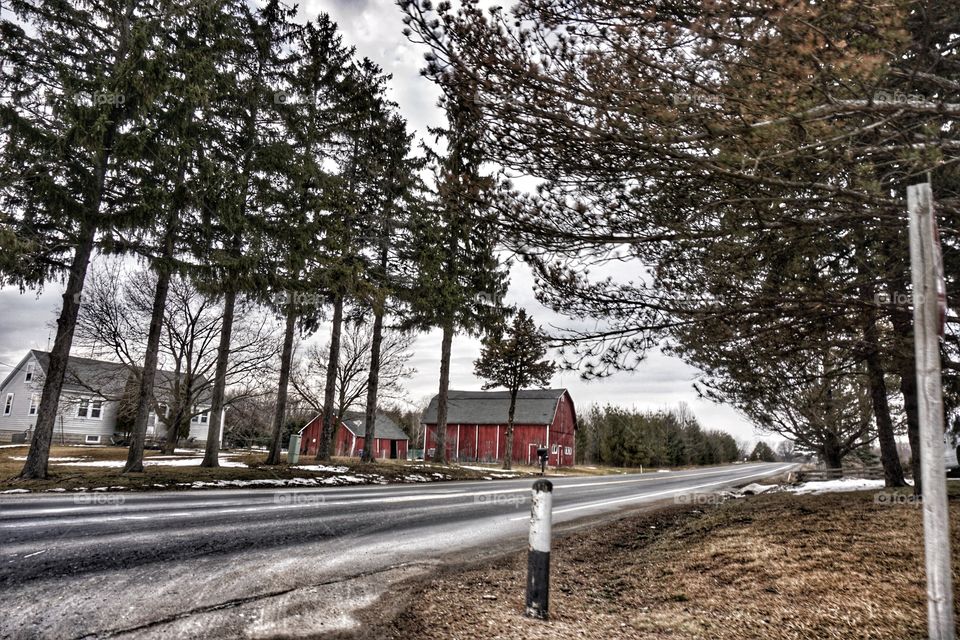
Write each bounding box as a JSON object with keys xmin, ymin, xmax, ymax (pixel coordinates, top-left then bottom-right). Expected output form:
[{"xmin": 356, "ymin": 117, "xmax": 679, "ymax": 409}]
[
  {"xmin": 298, "ymin": 411, "xmax": 409, "ymax": 460},
  {"xmin": 421, "ymin": 388, "xmax": 577, "ymax": 466}
]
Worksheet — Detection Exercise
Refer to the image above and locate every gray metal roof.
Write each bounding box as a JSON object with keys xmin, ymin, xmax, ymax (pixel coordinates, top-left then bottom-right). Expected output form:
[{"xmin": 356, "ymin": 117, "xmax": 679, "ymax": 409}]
[
  {"xmin": 29, "ymin": 350, "xmax": 211, "ymax": 403},
  {"xmin": 422, "ymin": 389, "xmax": 569, "ymax": 426},
  {"xmin": 341, "ymin": 411, "xmax": 409, "ymax": 441}
]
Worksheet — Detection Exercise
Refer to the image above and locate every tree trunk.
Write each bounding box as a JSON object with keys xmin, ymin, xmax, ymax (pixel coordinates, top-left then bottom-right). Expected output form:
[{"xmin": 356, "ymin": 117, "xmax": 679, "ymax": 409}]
[
  {"xmin": 862, "ymin": 300, "xmax": 906, "ymax": 487},
  {"xmin": 317, "ymin": 293, "xmax": 344, "ymax": 461},
  {"xmin": 361, "ymin": 306, "xmax": 385, "ymax": 464},
  {"xmin": 201, "ymin": 287, "xmax": 237, "ymax": 468},
  {"xmin": 266, "ymin": 303, "xmax": 297, "ymax": 465},
  {"xmin": 503, "ymin": 392, "xmax": 517, "ymax": 470},
  {"xmin": 865, "ymin": 345, "xmax": 907, "ymax": 487},
  {"xmin": 887, "ymin": 281, "xmax": 923, "ymax": 495},
  {"xmin": 19, "ymin": 223, "xmax": 97, "ymax": 480},
  {"xmin": 822, "ymin": 431, "xmax": 844, "ymax": 469},
  {"xmin": 433, "ymin": 319, "xmax": 454, "ymax": 464},
  {"xmin": 124, "ymin": 263, "xmax": 173, "ymax": 473}
]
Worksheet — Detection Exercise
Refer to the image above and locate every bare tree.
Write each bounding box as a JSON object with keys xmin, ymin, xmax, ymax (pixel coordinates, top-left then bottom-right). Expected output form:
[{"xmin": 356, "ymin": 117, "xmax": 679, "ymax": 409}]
[
  {"xmin": 291, "ymin": 321, "xmax": 415, "ymax": 421},
  {"xmin": 75, "ymin": 264, "xmax": 281, "ymax": 453}
]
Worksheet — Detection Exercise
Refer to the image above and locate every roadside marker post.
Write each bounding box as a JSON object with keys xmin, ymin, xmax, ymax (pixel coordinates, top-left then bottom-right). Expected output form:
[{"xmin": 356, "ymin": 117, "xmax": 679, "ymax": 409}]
[
  {"xmin": 525, "ymin": 479, "xmax": 553, "ymax": 620},
  {"xmin": 907, "ymin": 182, "xmax": 956, "ymax": 640}
]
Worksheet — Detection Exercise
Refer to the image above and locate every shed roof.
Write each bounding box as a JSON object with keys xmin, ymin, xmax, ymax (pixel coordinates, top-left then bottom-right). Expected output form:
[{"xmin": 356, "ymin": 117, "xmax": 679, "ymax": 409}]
[
  {"xmin": 341, "ymin": 412, "xmax": 409, "ymax": 441},
  {"xmin": 422, "ymin": 389, "xmax": 570, "ymax": 426}
]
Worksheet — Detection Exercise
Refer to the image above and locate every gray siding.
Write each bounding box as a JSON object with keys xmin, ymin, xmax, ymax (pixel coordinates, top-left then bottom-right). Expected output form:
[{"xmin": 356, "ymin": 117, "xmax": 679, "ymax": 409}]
[{"xmin": 0, "ymin": 353, "xmax": 118, "ymax": 444}]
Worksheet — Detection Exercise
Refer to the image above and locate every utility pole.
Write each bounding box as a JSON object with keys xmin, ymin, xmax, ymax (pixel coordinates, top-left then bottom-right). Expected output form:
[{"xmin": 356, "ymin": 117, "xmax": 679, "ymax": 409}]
[{"xmin": 907, "ymin": 182, "xmax": 955, "ymax": 640}]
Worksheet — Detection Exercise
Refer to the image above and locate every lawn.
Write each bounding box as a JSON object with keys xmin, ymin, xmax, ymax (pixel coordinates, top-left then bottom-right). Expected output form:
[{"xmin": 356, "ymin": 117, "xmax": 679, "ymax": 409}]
[
  {"xmin": 0, "ymin": 445, "xmax": 535, "ymax": 492},
  {"xmin": 375, "ymin": 483, "xmax": 960, "ymax": 640}
]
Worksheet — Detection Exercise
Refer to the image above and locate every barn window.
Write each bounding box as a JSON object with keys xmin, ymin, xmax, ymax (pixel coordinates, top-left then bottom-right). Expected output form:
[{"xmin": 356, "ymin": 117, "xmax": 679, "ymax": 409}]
[
  {"xmin": 551, "ymin": 444, "xmax": 558, "ymax": 454},
  {"xmin": 564, "ymin": 447, "xmax": 572, "ymax": 455},
  {"xmin": 3, "ymin": 393, "xmax": 13, "ymax": 416},
  {"xmin": 77, "ymin": 398, "xmax": 90, "ymax": 418}
]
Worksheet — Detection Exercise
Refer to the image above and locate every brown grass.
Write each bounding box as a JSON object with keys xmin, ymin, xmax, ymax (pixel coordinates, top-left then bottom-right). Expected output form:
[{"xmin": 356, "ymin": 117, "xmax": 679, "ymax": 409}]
[{"xmin": 374, "ymin": 486, "xmax": 960, "ymax": 640}]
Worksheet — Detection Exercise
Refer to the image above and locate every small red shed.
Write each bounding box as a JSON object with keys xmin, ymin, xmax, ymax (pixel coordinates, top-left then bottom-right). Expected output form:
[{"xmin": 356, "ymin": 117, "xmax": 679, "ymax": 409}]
[
  {"xmin": 421, "ymin": 389, "xmax": 577, "ymax": 466},
  {"xmin": 299, "ymin": 411, "xmax": 409, "ymax": 460}
]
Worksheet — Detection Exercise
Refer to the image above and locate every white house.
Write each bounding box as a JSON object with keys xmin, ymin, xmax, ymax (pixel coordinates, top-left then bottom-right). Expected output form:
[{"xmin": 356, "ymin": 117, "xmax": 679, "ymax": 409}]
[{"xmin": 0, "ymin": 350, "xmax": 215, "ymax": 446}]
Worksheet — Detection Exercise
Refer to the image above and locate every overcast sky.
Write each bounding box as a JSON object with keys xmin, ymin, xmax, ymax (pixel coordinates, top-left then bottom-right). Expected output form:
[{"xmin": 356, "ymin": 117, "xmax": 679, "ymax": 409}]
[{"xmin": 0, "ymin": 0, "xmax": 767, "ymax": 446}]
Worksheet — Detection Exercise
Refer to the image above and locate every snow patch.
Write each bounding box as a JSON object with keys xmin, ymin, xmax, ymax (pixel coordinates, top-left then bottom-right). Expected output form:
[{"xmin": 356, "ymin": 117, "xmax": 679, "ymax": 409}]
[
  {"xmin": 785, "ymin": 478, "xmax": 887, "ymax": 495},
  {"xmin": 1, "ymin": 488, "xmax": 29, "ymax": 494},
  {"xmin": 294, "ymin": 465, "xmax": 349, "ymax": 474}
]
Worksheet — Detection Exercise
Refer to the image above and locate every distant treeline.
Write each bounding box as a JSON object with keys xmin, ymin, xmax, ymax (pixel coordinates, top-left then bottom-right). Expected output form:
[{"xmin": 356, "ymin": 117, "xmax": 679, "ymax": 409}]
[{"xmin": 576, "ymin": 405, "xmax": 741, "ymax": 468}]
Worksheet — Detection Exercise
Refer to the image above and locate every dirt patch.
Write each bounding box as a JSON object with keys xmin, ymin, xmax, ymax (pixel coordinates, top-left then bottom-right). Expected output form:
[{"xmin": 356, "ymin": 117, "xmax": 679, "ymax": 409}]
[{"xmin": 365, "ymin": 487, "xmax": 960, "ymax": 640}]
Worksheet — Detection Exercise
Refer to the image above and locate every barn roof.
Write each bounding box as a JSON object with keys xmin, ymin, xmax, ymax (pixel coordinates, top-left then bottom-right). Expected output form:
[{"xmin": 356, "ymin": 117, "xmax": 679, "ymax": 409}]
[
  {"xmin": 422, "ymin": 389, "xmax": 570, "ymax": 426},
  {"xmin": 341, "ymin": 412, "xmax": 408, "ymax": 441}
]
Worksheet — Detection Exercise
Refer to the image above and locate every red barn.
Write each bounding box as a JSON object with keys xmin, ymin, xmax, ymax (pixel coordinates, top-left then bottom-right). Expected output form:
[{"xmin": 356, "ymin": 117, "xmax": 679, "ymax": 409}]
[
  {"xmin": 422, "ymin": 389, "xmax": 577, "ymax": 467},
  {"xmin": 299, "ymin": 412, "xmax": 409, "ymax": 460}
]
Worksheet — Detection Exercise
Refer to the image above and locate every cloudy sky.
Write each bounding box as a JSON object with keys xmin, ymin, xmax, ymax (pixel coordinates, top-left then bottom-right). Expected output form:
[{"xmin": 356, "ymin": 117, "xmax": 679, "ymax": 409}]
[{"xmin": 0, "ymin": 0, "xmax": 766, "ymax": 445}]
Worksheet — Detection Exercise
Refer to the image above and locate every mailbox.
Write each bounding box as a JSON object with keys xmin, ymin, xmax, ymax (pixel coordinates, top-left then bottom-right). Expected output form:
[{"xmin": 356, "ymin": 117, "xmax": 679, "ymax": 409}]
[{"xmin": 536, "ymin": 446, "xmax": 549, "ymax": 475}]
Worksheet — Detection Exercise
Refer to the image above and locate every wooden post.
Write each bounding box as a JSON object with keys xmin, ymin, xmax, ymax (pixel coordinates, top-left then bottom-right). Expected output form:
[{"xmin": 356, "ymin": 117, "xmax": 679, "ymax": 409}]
[{"xmin": 907, "ymin": 182, "xmax": 955, "ymax": 640}]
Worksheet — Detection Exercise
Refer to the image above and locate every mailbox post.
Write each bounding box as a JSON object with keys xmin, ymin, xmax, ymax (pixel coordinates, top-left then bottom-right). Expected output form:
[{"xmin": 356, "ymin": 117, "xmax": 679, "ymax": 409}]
[{"xmin": 537, "ymin": 446, "xmax": 549, "ymax": 475}]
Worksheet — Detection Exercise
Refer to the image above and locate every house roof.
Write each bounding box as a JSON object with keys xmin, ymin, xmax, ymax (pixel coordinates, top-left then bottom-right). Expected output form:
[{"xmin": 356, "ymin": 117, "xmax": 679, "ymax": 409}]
[
  {"xmin": 21, "ymin": 350, "xmax": 211, "ymax": 403},
  {"xmin": 341, "ymin": 411, "xmax": 409, "ymax": 441},
  {"xmin": 422, "ymin": 389, "xmax": 570, "ymax": 426}
]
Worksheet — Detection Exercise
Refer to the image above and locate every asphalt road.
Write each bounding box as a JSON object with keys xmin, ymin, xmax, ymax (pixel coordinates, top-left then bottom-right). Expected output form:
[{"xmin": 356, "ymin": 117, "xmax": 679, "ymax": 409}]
[{"xmin": 0, "ymin": 462, "xmax": 793, "ymax": 640}]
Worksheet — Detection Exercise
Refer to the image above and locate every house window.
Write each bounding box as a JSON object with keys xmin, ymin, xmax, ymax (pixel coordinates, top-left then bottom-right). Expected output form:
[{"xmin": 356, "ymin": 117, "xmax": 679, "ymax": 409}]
[
  {"xmin": 85, "ymin": 434, "xmax": 101, "ymax": 444},
  {"xmin": 28, "ymin": 395, "xmax": 38, "ymax": 416},
  {"xmin": 192, "ymin": 409, "xmax": 210, "ymax": 424},
  {"xmin": 24, "ymin": 364, "xmax": 34, "ymax": 383},
  {"xmin": 3, "ymin": 393, "xmax": 13, "ymax": 416},
  {"xmin": 89, "ymin": 400, "xmax": 103, "ymax": 420},
  {"xmin": 564, "ymin": 447, "xmax": 572, "ymax": 456},
  {"xmin": 77, "ymin": 398, "xmax": 89, "ymax": 418}
]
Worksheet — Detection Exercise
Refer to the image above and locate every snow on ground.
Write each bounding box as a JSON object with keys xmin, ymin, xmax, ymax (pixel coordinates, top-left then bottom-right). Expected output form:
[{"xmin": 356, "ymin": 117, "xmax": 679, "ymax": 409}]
[
  {"xmin": 0, "ymin": 444, "xmax": 28, "ymax": 449},
  {"xmin": 10, "ymin": 456, "xmax": 87, "ymax": 462},
  {"xmin": 52, "ymin": 456, "xmax": 248, "ymax": 468},
  {"xmin": 785, "ymin": 478, "xmax": 888, "ymax": 495},
  {"xmin": 294, "ymin": 465, "xmax": 349, "ymax": 474},
  {"xmin": 1, "ymin": 488, "xmax": 29, "ymax": 493}
]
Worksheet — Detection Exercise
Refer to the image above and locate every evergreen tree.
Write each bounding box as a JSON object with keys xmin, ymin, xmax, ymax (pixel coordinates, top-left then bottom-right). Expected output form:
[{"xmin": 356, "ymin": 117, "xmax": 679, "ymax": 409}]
[
  {"xmin": 1, "ymin": 0, "xmax": 165, "ymax": 479},
  {"xmin": 474, "ymin": 309, "xmax": 556, "ymax": 470}
]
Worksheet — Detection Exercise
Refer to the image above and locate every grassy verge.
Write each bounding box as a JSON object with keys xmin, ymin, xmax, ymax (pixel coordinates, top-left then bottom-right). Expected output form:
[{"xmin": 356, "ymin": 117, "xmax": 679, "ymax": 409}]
[
  {"xmin": 0, "ymin": 445, "xmax": 536, "ymax": 492},
  {"xmin": 373, "ymin": 484, "xmax": 960, "ymax": 640}
]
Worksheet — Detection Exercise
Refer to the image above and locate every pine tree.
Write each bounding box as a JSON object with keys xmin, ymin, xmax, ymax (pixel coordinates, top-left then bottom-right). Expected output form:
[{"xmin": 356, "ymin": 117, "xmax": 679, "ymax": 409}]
[
  {"xmin": 474, "ymin": 309, "xmax": 556, "ymax": 470},
  {"xmin": 1, "ymin": 0, "xmax": 165, "ymax": 479},
  {"xmin": 406, "ymin": 78, "xmax": 509, "ymax": 464}
]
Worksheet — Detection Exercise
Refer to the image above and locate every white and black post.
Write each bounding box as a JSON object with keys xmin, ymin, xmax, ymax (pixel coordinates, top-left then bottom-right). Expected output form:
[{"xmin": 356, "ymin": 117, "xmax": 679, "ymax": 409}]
[
  {"xmin": 908, "ymin": 182, "xmax": 955, "ymax": 640},
  {"xmin": 525, "ymin": 479, "xmax": 553, "ymax": 620}
]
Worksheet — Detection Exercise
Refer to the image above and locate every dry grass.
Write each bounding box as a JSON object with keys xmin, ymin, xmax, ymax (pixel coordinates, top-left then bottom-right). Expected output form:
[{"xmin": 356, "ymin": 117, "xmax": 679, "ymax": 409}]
[
  {"xmin": 375, "ymin": 486, "xmax": 960, "ymax": 640},
  {"xmin": 0, "ymin": 445, "xmax": 534, "ymax": 492}
]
